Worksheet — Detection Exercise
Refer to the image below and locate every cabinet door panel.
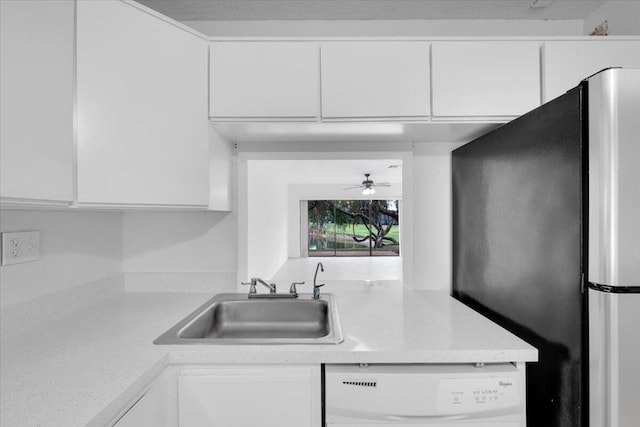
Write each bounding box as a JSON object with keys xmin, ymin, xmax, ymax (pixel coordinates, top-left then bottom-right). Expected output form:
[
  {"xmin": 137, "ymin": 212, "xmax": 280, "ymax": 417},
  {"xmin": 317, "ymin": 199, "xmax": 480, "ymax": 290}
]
[
  {"xmin": 432, "ymin": 41, "xmax": 541, "ymax": 118},
  {"xmin": 113, "ymin": 390, "xmax": 162, "ymax": 427},
  {"xmin": 77, "ymin": 1, "xmax": 209, "ymax": 206},
  {"xmin": 209, "ymin": 42, "xmax": 319, "ymax": 119},
  {"xmin": 321, "ymin": 42, "xmax": 430, "ymax": 119},
  {"xmin": 178, "ymin": 366, "xmax": 319, "ymax": 427},
  {"xmin": 0, "ymin": 0, "xmax": 74, "ymax": 203},
  {"xmin": 543, "ymin": 41, "xmax": 640, "ymax": 102}
]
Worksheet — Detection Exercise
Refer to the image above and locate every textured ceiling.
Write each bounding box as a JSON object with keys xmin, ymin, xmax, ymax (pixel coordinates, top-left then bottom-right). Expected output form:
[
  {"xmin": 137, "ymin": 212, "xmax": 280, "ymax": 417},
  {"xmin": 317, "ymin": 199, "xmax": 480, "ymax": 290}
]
[{"xmin": 135, "ymin": 0, "xmax": 609, "ymax": 22}]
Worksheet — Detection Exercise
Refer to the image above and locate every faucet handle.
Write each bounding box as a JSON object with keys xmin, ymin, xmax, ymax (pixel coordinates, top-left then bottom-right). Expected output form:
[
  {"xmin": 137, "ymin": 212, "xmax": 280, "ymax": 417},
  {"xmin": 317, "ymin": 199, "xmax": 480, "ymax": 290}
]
[
  {"xmin": 289, "ymin": 281, "xmax": 305, "ymax": 294},
  {"xmin": 241, "ymin": 280, "xmax": 257, "ymax": 294}
]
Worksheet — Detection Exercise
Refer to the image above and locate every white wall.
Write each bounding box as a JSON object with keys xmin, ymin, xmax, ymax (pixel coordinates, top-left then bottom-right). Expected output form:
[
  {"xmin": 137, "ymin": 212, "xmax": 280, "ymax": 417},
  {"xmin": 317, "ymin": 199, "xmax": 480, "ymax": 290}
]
[
  {"xmin": 122, "ymin": 211, "xmax": 236, "ymax": 273},
  {"xmin": 0, "ymin": 210, "xmax": 123, "ymax": 307},
  {"xmin": 184, "ymin": 19, "xmax": 583, "ymax": 37},
  {"xmin": 584, "ymin": 1, "xmax": 640, "ymax": 35},
  {"xmin": 122, "ymin": 211, "xmax": 238, "ymax": 291},
  {"xmin": 411, "ymin": 143, "xmax": 464, "ymax": 290},
  {"xmin": 0, "ymin": 208, "xmax": 239, "ymax": 304},
  {"xmin": 246, "ymin": 161, "xmax": 290, "ymax": 280}
]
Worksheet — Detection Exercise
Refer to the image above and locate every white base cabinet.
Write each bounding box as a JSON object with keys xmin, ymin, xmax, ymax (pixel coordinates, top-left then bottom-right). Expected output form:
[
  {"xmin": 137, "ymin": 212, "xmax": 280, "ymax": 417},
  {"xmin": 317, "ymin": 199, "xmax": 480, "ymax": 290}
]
[
  {"xmin": 112, "ymin": 366, "xmax": 177, "ymax": 427},
  {"xmin": 113, "ymin": 385, "xmax": 167, "ymax": 427},
  {"xmin": 178, "ymin": 366, "xmax": 321, "ymax": 427},
  {"xmin": 111, "ymin": 365, "xmax": 321, "ymax": 427}
]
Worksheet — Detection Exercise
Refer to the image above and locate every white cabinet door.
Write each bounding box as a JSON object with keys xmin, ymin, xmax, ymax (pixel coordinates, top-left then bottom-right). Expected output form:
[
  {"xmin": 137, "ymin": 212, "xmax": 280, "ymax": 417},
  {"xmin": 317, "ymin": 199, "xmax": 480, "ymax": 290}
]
[
  {"xmin": 113, "ymin": 368, "xmax": 178, "ymax": 427},
  {"xmin": 113, "ymin": 390, "xmax": 163, "ymax": 427},
  {"xmin": 543, "ymin": 40, "xmax": 640, "ymax": 102},
  {"xmin": 178, "ymin": 366, "xmax": 321, "ymax": 427},
  {"xmin": 77, "ymin": 1, "xmax": 209, "ymax": 207},
  {"xmin": 0, "ymin": 0, "xmax": 74, "ymax": 204},
  {"xmin": 321, "ymin": 42, "xmax": 430, "ymax": 120},
  {"xmin": 209, "ymin": 42, "xmax": 319, "ymax": 120},
  {"xmin": 431, "ymin": 41, "xmax": 541, "ymax": 119}
]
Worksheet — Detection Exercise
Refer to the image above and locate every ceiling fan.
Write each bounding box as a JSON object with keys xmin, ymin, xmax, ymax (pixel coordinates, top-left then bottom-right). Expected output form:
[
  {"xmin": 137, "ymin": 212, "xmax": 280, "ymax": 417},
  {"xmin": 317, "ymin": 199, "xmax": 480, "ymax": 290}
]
[{"xmin": 344, "ymin": 173, "xmax": 391, "ymax": 196}]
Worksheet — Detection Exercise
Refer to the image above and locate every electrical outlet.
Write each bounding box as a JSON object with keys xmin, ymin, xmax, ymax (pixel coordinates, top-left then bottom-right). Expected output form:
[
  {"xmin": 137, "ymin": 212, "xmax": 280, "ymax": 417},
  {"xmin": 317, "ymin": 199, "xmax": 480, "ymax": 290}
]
[{"xmin": 1, "ymin": 231, "xmax": 40, "ymax": 266}]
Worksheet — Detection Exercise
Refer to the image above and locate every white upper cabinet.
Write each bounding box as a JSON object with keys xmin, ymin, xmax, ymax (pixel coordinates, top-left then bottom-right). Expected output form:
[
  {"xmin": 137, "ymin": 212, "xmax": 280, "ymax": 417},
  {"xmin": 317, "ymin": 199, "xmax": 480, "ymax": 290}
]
[
  {"xmin": 77, "ymin": 1, "xmax": 209, "ymax": 207},
  {"xmin": 321, "ymin": 42, "xmax": 430, "ymax": 120},
  {"xmin": 209, "ymin": 42, "xmax": 320, "ymax": 120},
  {"xmin": 0, "ymin": 0, "xmax": 74, "ymax": 204},
  {"xmin": 431, "ymin": 41, "xmax": 541, "ymax": 119},
  {"xmin": 542, "ymin": 41, "xmax": 640, "ymax": 102}
]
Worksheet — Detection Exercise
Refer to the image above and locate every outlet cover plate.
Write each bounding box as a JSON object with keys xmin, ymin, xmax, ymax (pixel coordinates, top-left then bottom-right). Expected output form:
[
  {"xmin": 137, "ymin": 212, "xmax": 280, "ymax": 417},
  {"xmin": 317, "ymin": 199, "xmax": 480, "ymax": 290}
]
[{"xmin": 1, "ymin": 231, "xmax": 40, "ymax": 266}]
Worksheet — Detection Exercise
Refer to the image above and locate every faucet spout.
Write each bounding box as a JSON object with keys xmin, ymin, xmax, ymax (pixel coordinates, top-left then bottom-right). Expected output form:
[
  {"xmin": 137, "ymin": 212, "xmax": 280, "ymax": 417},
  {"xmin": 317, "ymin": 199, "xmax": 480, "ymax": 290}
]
[
  {"xmin": 253, "ymin": 277, "xmax": 276, "ymax": 293},
  {"xmin": 313, "ymin": 262, "xmax": 325, "ymax": 299},
  {"xmin": 313, "ymin": 262, "xmax": 324, "ymax": 287}
]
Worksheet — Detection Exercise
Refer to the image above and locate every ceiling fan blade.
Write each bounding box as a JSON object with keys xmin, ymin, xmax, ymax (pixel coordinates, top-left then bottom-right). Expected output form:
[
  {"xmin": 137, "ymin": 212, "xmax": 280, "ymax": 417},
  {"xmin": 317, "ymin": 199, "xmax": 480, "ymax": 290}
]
[
  {"xmin": 374, "ymin": 182, "xmax": 392, "ymax": 187},
  {"xmin": 342, "ymin": 185, "xmax": 363, "ymax": 190}
]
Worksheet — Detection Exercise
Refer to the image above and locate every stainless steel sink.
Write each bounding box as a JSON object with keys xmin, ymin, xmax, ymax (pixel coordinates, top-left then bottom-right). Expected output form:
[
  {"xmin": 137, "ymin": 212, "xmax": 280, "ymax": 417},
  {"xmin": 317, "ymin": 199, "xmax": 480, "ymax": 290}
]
[{"xmin": 154, "ymin": 293, "xmax": 343, "ymax": 345}]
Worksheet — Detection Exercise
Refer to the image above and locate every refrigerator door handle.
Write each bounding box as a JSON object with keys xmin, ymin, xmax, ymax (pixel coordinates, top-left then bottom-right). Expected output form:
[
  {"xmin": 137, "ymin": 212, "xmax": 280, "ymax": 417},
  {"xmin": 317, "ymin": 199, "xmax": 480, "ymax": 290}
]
[{"xmin": 588, "ymin": 282, "xmax": 640, "ymax": 294}]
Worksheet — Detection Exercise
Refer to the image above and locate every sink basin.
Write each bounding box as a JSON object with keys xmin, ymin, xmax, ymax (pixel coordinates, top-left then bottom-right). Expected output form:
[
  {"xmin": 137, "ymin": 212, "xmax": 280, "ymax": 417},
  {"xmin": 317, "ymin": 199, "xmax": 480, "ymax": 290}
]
[{"xmin": 154, "ymin": 293, "xmax": 343, "ymax": 345}]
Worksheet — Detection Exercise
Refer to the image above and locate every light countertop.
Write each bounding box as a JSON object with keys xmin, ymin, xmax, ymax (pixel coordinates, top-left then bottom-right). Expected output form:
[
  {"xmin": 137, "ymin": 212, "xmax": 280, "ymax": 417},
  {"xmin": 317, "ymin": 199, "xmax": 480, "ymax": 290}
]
[{"xmin": 0, "ymin": 282, "xmax": 537, "ymax": 427}]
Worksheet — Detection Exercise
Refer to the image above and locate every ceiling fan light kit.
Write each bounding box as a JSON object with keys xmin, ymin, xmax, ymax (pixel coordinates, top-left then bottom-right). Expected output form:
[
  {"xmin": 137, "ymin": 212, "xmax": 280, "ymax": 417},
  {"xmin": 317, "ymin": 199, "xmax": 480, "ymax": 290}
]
[{"xmin": 343, "ymin": 173, "xmax": 391, "ymax": 196}]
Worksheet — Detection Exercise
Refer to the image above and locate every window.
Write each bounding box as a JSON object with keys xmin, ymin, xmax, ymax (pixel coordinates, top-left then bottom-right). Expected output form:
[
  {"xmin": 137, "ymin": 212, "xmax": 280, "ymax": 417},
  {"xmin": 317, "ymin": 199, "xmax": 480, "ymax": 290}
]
[{"xmin": 307, "ymin": 200, "xmax": 399, "ymax": 257}]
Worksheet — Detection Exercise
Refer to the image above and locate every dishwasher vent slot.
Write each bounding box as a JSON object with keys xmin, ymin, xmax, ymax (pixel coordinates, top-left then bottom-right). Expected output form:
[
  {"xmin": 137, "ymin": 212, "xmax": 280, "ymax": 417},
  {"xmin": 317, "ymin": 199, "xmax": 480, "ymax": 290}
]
[{"xmin": 342, "ymin": 380, "xmax": 377, "ymax": 387}]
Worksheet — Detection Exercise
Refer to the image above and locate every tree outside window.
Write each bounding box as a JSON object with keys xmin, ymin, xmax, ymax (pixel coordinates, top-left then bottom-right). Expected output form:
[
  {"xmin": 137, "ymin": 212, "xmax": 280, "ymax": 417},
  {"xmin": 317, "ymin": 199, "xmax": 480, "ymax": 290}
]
[{"xmin": 308, "ymin": 200, "xmax": 399, "ymax": 257}]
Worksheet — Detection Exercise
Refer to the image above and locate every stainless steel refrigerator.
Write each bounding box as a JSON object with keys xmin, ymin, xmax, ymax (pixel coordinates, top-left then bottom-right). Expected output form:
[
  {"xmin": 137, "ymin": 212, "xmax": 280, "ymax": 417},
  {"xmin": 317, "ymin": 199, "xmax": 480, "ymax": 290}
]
[{"xmin": 452, "ymin": 68, "xmax": 640, "ymax": 427}]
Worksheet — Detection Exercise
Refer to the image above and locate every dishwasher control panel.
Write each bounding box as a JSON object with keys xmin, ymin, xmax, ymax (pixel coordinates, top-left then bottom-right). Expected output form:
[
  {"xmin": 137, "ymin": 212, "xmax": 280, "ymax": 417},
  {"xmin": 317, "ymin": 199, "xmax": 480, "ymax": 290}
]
[
  {"xmin": 437, "ymin": 376, "xmax": 521, "ymax": 414},
  {"xmin": 325, "ymin": 363, "xmax": 524, "ymax": 425}
]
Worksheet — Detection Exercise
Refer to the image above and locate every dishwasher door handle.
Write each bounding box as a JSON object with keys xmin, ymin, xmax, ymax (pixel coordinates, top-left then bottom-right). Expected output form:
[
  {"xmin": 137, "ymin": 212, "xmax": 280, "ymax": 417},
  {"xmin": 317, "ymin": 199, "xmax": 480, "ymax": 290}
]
[{"xmin": 327, "ymin": 406, "xmax": 522, "ymax": 423}]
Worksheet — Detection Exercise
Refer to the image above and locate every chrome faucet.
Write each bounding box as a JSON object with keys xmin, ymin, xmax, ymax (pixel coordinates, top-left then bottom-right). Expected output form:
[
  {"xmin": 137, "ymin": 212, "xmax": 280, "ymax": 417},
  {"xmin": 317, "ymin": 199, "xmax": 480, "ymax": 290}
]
[
  {"xmin": 242, "ymin": 277, "xmax": 276, "ymax": 294},
  {"xmin": 313, "ymin": 262, "xmax": 325, "ymax": 299},
  {"xmin": 242, "ymin": 277, "xmax": 303, "ymax": 299},
  {"xmin": 254, "ymin": 277, "xmax": 276, "ymax": 293}
]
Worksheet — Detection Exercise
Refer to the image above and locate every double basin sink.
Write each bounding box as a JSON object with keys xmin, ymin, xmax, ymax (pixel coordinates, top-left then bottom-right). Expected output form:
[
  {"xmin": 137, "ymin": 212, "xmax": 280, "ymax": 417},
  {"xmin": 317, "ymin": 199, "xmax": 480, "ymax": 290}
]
[{"xmin": 154, "ymin": 293, "xmax": 343, "ymax": 345}]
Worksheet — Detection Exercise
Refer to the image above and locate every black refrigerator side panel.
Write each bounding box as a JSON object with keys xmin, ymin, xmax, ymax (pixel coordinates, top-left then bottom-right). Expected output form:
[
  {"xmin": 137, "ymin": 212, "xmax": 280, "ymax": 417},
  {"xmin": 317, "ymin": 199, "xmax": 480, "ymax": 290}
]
[{"xmin": 452, "ymin": 87, "xmax": 586, "ymax": 427}]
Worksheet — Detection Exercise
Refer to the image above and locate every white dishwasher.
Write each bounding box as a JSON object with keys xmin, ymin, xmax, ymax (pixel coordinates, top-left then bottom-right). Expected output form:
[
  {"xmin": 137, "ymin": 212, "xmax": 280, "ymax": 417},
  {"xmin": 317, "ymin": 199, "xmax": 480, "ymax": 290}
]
[{"xmin": 325, "ymin": 363, "xmax": 525, "ymax": 426}]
